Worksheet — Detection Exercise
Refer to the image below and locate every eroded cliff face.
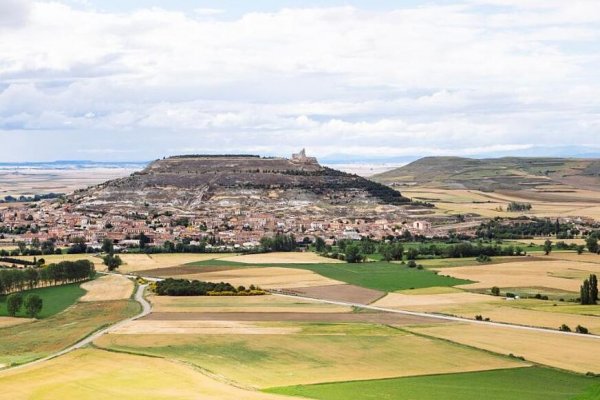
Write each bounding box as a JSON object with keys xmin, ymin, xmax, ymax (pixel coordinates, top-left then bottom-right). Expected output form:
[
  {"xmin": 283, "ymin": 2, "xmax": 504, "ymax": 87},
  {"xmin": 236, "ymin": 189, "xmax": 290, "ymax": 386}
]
[{"xmin": 69, "ymin": 155, "xmax": 408, "ymax": 213}]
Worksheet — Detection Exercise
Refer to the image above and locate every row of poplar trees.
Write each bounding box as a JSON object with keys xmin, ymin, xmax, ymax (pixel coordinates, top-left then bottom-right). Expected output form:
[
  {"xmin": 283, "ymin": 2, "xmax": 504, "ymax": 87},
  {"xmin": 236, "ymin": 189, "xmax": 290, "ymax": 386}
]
[{"xmin": 580, "ymin": 274, "xmax": 598, "ymax": 305}]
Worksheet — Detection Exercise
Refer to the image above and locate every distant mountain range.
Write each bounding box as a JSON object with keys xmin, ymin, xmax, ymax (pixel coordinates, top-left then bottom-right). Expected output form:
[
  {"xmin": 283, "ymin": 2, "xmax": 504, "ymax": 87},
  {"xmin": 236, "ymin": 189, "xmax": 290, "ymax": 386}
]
[{"xmin": 372, "ymin": 156, "xmax": 600, "ymax": 192}]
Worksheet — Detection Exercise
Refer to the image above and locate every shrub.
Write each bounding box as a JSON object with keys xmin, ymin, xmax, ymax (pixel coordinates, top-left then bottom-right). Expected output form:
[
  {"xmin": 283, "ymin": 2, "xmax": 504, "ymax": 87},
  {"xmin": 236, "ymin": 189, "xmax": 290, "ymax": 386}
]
[
  {"xmin": 575, "ymin": 325, "xmax": 589, "ymax": 334},
  {"xmin": 559, "ymin": 324, "xmax": 571, "ymax": 332},
  {"xmin": 491, "ymin": 286, "xmax": 500, "ymax": 296}
]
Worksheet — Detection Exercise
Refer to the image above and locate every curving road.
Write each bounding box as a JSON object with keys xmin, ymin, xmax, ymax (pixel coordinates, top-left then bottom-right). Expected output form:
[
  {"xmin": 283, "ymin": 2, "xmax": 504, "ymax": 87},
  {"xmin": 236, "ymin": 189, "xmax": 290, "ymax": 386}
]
[{"xmin": 1, "ymin": 283, "xmax": 151, "ymax": 373}]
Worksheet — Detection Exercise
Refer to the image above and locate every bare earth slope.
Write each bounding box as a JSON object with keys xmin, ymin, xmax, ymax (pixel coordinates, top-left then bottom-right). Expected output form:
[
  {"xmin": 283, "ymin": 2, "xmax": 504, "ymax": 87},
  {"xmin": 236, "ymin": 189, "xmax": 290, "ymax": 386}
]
[{"xmin": 373, "ymin": 156, "xmax": 600, "ymax": 191}]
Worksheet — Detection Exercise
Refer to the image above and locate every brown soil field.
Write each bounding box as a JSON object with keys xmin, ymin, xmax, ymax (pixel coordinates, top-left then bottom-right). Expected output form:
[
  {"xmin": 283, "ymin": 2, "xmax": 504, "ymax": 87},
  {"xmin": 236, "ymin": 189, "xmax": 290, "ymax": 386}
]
[
  {"xmin": 219, "ymin": 252, "xmax": 343, "ymax": 264},
  {"xmin": 437, "ymin": 259, "xmax": 600, "ymax": 292},
  {"xmin": 176, "ymin": 267, "xmax": 342, "ymax": 289},
  {"xmin": 0, "ymin": 348, "xmax": 292, "ymax": 400},
  {"xmin": 0, "ymin": 317, "xmax": 32, "ymax": 329},
  {"xmin": 149, "ymin": 293, "xmax": 352, "ymax": 313},
  {"xmin": 141, "ymin": 311, "xmax": 445, "ymax": 326},
  {"xmin": 111, "ymin": 320, "xmax": 301, "ymax": 335},
  {"xmin": 284, "ymin": 284, "xmax": 385, "ymax": 304},
  {"xmin": 79, "ymin": 274, "xmax": 134, "ymax": 302},
  {"xmin": 408, "ymin": 323, "xmax": 600, "ymax": 374},
  {"xmin": 96, "ymin": 328, "xmax": 526, "ymax": 388}
]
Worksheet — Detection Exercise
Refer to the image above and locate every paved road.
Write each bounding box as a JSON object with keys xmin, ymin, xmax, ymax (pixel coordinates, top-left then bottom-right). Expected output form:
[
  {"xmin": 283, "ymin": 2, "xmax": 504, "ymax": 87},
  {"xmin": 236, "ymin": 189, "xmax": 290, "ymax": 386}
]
[
  {"xmin": 0, "ymin": 283, "xmax": 151, "ymax": 374},
  {"xmin": 272, "ymin": 292, "xmax": 600, "ymax": 340}
]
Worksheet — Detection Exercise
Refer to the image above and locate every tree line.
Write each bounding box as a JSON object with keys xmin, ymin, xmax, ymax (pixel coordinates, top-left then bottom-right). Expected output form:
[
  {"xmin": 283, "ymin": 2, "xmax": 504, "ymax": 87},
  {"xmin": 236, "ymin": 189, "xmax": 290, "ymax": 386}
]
[
  {"xmin": 477, "ymin": 218, "xmax": 578, "ymax": 239},
  {"xmin": 154, "ymin": 278, "xmax": 265, "ymax": 296},
  {"xmin": 0, "ymin": 260, "xmax": 95, "ymax": 295}
]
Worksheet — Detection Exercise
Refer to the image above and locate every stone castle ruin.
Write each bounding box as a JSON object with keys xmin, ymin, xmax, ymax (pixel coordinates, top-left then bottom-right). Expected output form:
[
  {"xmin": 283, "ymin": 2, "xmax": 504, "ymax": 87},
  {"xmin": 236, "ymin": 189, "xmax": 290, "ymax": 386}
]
[{"xmin": 291, "ymin": 148, "xmax": 318, "ymax": 164}]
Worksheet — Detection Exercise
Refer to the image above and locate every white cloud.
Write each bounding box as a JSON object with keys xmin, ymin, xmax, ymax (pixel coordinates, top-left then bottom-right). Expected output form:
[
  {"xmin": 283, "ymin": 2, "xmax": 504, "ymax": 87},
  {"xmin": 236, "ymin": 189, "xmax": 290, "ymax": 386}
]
[{"xmin": 0, "ymin": 1, "xmax": 599, "ymax": 161}]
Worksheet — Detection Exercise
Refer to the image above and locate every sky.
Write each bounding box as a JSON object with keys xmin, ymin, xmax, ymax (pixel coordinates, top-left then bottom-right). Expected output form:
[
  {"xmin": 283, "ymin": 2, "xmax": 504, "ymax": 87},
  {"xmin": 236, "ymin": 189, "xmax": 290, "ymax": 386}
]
[{"xmin": 1, "ymin": 0, "xmax": 599, "ymax": 162}]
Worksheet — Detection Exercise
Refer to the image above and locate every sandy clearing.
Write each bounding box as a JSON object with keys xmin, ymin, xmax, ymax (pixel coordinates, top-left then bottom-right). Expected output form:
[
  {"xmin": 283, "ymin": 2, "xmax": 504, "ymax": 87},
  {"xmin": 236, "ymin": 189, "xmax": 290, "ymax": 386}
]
[
  {"xmin": 110, "ymin": 320, "xmax": 300, "ymax": 335},
  {"xmin": 149, "ymin": 294, "xmax": 352, "ymax": 313},
  {"xmin": 0, "ymin": 348, "xmax": 293, "ymax": 400},
  {"xmin": 0, "ymin": 317, "xmax": 33, "ymax": 328},
  {"xmin": 142, "ymin": 311, "xmax": 447, "ymax": 326},
  {"xmin": 118, "ymin": 253, "xmax": 230, "ymax": 273},
  {"xmin": 79, "ymin": 274, "xmax": 134, "ymax": 302},
  {"xmin": 437, "ymin": 260, "xmax": 600, "ymax": 292},
  {"xmin": 408, "ymin": 323, "xmax": 600, "ymax": 374},
  {"xmin": 373, "ymin": 292, "xmax": 502, "ymax": 310},
  {"xmin": 178, "ymin": 267, "xmax": 342, "ymax": 289},
  {"xmin": 284, "ymin": 284, "xmax": 385, "ymax": 304},
  {"xmin": 219, "ymin": 252, "xmax": 343, "ymax": 264}
]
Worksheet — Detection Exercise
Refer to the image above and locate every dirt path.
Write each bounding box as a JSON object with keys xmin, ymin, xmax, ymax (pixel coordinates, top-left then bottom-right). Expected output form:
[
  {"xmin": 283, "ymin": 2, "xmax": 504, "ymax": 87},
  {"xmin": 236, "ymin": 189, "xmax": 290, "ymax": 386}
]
[
  {"xmin": 272, "ymin": 292, "xmax": 600, "ymax": 341},
  {"xmin": 0, "ymin": 283, "xmax": 151, "ymax": 374}
]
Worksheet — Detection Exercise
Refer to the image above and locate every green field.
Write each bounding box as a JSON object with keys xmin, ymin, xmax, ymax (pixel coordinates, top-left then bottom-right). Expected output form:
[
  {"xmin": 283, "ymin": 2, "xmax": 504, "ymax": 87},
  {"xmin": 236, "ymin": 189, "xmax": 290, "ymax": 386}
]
[
  {"xmin": 190, "ymin": 260, "xmax": 471, "ymax": 292},
  {"xmin": 95, "ymin": 323, "xmax": 523, "ymax": 388},
  {"xmin": 0, "ymin": 283, "xmax": 86, "ymax": 318},
  {"xmin": 0, "ymin": 299, "xmax": 139, "ymax": 366},
  {"xmin": 266, "ymin": 367, "xmax": 600, "ymax": 400}
]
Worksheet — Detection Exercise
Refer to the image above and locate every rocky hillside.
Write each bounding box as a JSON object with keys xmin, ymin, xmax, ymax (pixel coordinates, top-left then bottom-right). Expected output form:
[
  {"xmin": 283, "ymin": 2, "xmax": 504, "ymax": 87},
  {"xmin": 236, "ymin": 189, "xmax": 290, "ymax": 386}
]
[
  {"xmin": 372, "ymin": 157, "xmax": 600, "ymax": 191},
  {"xmin": 69, "ymin": 154, "xmax": 409, "ymax": 212}
]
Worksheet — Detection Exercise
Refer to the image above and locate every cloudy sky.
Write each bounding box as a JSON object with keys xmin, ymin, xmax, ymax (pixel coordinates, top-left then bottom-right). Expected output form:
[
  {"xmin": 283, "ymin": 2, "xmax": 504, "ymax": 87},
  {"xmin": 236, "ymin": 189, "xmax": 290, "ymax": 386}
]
[{"xmin": 1, "ymin": 0, "xmax": 599, "ymax": 162}]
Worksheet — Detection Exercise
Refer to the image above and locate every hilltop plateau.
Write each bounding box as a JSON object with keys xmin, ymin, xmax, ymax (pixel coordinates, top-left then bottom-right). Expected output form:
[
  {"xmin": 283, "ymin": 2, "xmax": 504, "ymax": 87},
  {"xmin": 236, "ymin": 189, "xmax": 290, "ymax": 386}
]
[{"xmin": 68, "ymin": 151, "xmax": 409, "ymax": 213}]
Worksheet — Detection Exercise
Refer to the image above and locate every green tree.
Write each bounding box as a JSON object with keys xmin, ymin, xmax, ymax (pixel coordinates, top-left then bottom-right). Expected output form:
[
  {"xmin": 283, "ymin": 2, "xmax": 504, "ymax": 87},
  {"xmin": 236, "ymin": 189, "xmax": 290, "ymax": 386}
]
[
  {"xmin": 344, "ymin": 244, "xmax": 363, "ymax": 263},
  {"xmin": 24, "ymin": 294, "xmax": 43, "ymax": 318},
  {"xmin": 580, "ymin": 276, "xmax": 598, "ymax": 305},
  {"xmin": 6, "ymin": 293, "xmax": 24, "ymax": 316},
  {"xmin": 590, "ymin": 274, "xmax": 598, "ymax": 304},
  {"xmin": 586, "ymin": 235, "xmax": 599, "ymax": 254},
  {"xmin": 491, "ymin": 286, "xmax": 500, "ymax": 296},
  {"xmin": 314, "ymin": 236, "xmax": 326, "ymax": 253},
  {"xmin": 543, "ymin": 239, "xmax": 552, "ymax": 255},
  {"xmin": 101, "ymin": 238, "xmax": 114, "ymax": 254},
  {"xmin": 576, "ymin": 245, "xmax": 585, "ymax": 255},
  {"xmin": 103, "ymin": 254, "xmax": 123, "ymax": 271}
]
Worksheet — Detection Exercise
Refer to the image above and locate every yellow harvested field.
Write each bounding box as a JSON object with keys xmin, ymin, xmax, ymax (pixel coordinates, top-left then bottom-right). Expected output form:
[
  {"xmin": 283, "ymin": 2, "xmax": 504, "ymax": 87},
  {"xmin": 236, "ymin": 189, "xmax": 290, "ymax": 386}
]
[
  {"xmin": 150, "ymin": 293, "xmax": 351, "ymax": 313},
  {"xmin": 111, "ymin": 320, "xmax": 301, "ymax": 335},
  {"xmin": 437, "ymin": 259, "xmax": 600, "ymax": 291},
  {"xmin": 0, "ymin": 349, "xmax": 292, "ymax": 400},
  {"xmin": 118, "ymin": 253, "xmax": 230, "ymax": 273},
  {"xmin": 219, "ymin": 252, "xmax": 343, "ymax": 264},
  {"xmin": 0, "ymin": 317, "xmax": 32, "ymax": 329},
  {"xmin": 449, "ymin": 306, "xmax": 600, "ymax": 335},
  {"xmin": 548, "ymin": 252, "xmax": 600, "ymax": 264},
  {"xmin": 397, "ymin": 286, "xmax": 464, "ymax": 295},
  {"xmin": 15, "ymin": 254, "xmax": 99, "ymax": 266},
  {"xmin": 373, "ymin": 292, "xmax": 502, "ymax": 311},
  {"xmin": 402, "ymin": 187, "xmax": 600, "ymax": 220},
  {"xmin": 178, "ymin": 267, "xmax": 342, "ymax": 289},
  {"xmin": 79, "ymin": 275, "xmax": 134, "ymax": 302},
  {"xmin": 96, "ymin": 328, "xmax": 526, "ymax": 388},
  {"xmin": 409, "ymin": 323, "xmax": 600, "ymax": 374}
]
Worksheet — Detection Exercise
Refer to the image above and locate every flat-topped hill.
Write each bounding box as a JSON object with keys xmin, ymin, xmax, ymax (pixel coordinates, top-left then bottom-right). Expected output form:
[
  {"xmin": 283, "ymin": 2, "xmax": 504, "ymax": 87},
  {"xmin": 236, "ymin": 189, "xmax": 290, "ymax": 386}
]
[
  {"xmin": 70, "ymin": 153, "xmax": 409, "ymax": 211},
  {"xmin": 372, "ymin": 157, "xmax": 600, "ymax": 191}
]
